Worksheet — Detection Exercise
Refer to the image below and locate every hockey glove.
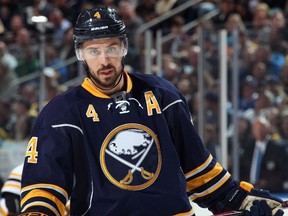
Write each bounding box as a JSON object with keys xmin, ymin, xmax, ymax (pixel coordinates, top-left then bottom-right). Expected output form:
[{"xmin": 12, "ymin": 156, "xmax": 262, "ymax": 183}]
[
  {"xmin": 210, "ymin": 181, "xmax": 283, "ymax": 215},
  {"xmin": 239, "ymin": 182, "xmax": 283, "ymax": 215},
  {"xmin": 242, "ymin": 199, "xmax": 284, "ymax": 216}
]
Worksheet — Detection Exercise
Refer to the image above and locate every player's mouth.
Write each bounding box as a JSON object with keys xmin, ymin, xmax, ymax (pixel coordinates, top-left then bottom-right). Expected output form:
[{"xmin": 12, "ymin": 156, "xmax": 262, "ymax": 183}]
[{"xmin": 100, "ymin": 68, "xmax": 114, "ymax": 77}]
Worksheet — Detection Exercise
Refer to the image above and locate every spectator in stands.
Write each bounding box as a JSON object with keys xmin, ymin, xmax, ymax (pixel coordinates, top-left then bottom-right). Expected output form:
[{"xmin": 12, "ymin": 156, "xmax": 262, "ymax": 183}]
[
  {"xmin": 181, "ymin": 45, "xmax": 200, "ymax": 75},
  {"xmin": 250, "ymin": 61, "xmax": 268, "ymax": 87},
  {"xmin": 234, "ymin": 0, "xmax": 253, "ymax": 23},
  {"xmin": 18, "ymin": 82, "xmax": 39, "ymax": 116},
  {"xmin": 240, "ymin": 117, "xmax": 288, "ymax": 193},
  {"xmin": 176, "ymin": 76, "xmax": 192, "ymax": 102},
  {"xmin": 237, "ymin": 36, "xmax": 258, "ymax": 80},
  {"xmin": 224, "ymin": 13, "xmax": 247, "ymax": 49},
  {"xmin": 239, "ymin": 75, "xmax": 259, "ymax": 112},
  {"xmin": 6, "ymin": 95, "xmax": 35, "ymax": 142},
  {"xmin": 6, "ymin": 14, "xmax": 27, "ymax": 43},
  {"xmin": 252, "ymin": 44, "xmax": 285, "ymax": 80},
  {"xmin": 0, "ymin": 0, "xmax": 20, "ymax": 33},
  {"xmin": 8, "ymin": 27, "xmax": 40, "ymax": 77},
  {"xmin": 197, "ymin": 0, "xmax": 216, "ymax": 18},
  {"xmin": 264, "ymin": 75, "xmax": 286, "ymax": 105},
  {"xmin": 45, "ymin": 45, "xmax": 69, "ymax": 84},
  {"xmin": 161, "ymin": 54, "xmax": 180, "ymax": 86},
  {"xmin": 253, "ymin": 44, "xmax": 270, "ymax": 67},
  {"xmin": 0, "ymin": 61, "xmax": 18, "ymax": 103},
  {"xmin": 51, "ymin": 0, "xmax": 79, "ymax": 24},
  {"xmin": 269, "ymin": 8, "xmax": 288, "ymax": 42},
  {"xmin": 59, "ymin": 27, "xmax": 74, "ymax": 61},
  {"xmin": 205, "ymin": 91, "xmax": 220, "ymax": 125},
  {"xmin": 235, "ymin": 116, "xmax": 253, "ymax": 151},
  {"xmin": 279, "ymin": 62, "xmax": 288, "ymax": 95},
  {"xmin": 204, "ymin": 122, "xmax": 219, "ymax": 160},
  {"xmin": 249, "ymin": 2, "xmax": 271, "ymax": 43},
  {"xmin": 243, "ymin": 89, "xmax": 274, "ymax": 122},
  {"xmin": 0, "ymin": 100, "xmax": 11, "ymax": 141},
  {"xmin": 261, "ymin": 0, "xmax": 287, "ymax": 11},
  {"xmin": 0, "ymin": 41, "xmax": 17, "ymax": 71},
  {"xmin": 277, "ymin": 109, "xmax": 288, "ymax": 147},
  {"xmin": 59, "ymin": 27, "xmax": 78, "ymax": 80},
  {"xmin": 47, "ymin": 7, "xmax": 72, "ymax": 49},
  {"xmin": 155, "ymin": 0, "xmax": 177, "ymax": 16},
  {"xmin": 263, "ymin": 107, "xmax": 282, "ymax": 144},
  {"xmin": 154, "ymin": 0, "xmax": 187, "ymax": 35},
  {"xmin": 212, "ymin": 0, "xmax": 235, "ymax": 28},
  {"xmin": 162, "ymin": 15, "xmax": 191, "ymax": 60},
  {"xmin": 79, "ymin": 1, "xmax": 96, "ymax": 12},
  {"xmin": 43, "ymin": 67, "xmax": 68, "ymax": 104},
  {"xmin": 117, "ymin": 0, "xmax": 144, "ymax": 71},
  {"xmin": 267, "ymin": 42, "xmax": 287, "ymax": 81},
  {"xmin": 180, "ymin": 45, "xmax": 214, "ymax": 87},
  {"xmin": 136, "ymin": 0, "xmax": 157, "ymax": 22}
]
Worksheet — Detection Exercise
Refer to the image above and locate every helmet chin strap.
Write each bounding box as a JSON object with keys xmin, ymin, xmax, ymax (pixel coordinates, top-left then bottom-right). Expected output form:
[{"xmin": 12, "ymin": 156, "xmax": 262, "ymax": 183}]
[{"xmin": 82, "ymin": 60, "xmax": 125, "ymax": 92}]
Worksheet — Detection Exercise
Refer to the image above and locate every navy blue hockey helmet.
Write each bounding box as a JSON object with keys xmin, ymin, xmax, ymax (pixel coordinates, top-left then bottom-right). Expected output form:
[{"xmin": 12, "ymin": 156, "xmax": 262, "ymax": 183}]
[{"xmin": 73, "ymin": 6, "xmax": 127, "ymax": 48}]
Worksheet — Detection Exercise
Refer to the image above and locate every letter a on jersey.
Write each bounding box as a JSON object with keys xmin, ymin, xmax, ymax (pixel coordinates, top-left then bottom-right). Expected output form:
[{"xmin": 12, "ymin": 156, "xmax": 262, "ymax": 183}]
[{"xmin": 144, "ymin": 91, "xmax": 161, "ymax": 116}]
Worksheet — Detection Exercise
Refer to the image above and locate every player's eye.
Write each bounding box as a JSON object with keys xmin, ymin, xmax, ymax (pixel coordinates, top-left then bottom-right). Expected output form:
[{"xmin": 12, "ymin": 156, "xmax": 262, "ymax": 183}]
[
  {"xmin": 88, "ymin": 49, "xmax": 100, "ymax": 57},
  {"xmin": 106, "ymin": 46, "xmax": 118, "ymax": 56}
]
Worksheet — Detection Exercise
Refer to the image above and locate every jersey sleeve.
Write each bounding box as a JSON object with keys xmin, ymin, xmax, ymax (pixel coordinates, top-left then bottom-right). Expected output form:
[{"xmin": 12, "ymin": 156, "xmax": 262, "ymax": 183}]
[
  {"xmin": 0, "ymin": 163, "xmax": 23, "ymax": 215},
  {"xmin": 162, "ymin": 92, "xmax": 236, "ymax": 209},
  {"xmin": 20, "ymin": 103, "xmax": 82, "ymax": 216},
  {"xmin": 1, "ymin": 163, "xmax": 23, "ymax": 196}
]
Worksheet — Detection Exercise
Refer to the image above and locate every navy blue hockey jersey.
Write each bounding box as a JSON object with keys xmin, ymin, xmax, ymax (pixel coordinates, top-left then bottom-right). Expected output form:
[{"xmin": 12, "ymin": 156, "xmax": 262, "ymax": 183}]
[{"xmin": 20, "ymin": 71, "xmax": 235, "ymax": 216}]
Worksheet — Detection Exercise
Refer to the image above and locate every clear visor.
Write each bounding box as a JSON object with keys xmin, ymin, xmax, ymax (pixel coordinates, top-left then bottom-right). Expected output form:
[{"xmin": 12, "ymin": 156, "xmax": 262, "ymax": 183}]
[{"xmin": 75, "ymin": 37, "xmax": 128, "ymax": 60}]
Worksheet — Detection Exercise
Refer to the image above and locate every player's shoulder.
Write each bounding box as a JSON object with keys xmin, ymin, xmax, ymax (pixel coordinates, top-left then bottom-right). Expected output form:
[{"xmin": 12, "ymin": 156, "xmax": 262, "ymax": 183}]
[
  {"xmin": 37, "ymin": 85, "xmax": 85, "ymax": 123},
  {"xmin": 129, "ymin": 72, "xmax": 179, "ymax": 93}
]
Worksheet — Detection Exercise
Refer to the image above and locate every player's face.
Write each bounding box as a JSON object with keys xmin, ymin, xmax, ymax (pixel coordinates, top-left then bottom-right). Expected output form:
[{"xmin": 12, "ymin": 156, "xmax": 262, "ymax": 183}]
[{"xmin": 81, "ymin": 37, "xmax": 125, "ymax": 89}]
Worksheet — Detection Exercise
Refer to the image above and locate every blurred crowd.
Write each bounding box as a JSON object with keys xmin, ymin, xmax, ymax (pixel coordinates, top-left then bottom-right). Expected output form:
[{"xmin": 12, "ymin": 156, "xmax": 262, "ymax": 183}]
[{"xmin": 1, "ymin": 0, "xmax": 288, "ymax": 193}]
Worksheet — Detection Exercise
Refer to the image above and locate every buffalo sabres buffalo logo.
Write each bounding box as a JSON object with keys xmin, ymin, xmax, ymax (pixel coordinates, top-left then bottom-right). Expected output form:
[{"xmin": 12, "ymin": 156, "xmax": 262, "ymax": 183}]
[{"xmin": 100, "ymin": 123, "xmax": 162, "ymax": 190}]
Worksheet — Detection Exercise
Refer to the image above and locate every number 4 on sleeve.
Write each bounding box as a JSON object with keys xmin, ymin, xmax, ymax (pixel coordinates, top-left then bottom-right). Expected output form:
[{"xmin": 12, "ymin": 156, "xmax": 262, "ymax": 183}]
[{"xmin": 25, "ymin": 137, "xmax": 39, "ymax": 164}]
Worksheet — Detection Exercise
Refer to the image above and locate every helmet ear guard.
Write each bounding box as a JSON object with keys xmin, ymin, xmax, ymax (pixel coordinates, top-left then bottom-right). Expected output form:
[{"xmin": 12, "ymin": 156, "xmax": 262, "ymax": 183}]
[
  {"xmin": 75, "ymin": 48, "xmax": 83, "ymax": 61},
  {"xmin": 122, "ymin": 47, "xmax": 128, "ymax": 57}
]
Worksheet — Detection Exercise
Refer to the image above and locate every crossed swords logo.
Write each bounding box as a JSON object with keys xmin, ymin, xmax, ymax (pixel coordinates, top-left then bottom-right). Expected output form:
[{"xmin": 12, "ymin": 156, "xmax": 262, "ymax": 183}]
[{"xmin": 105, "ymin": 138, "xmax": 154, "ymax": 185}]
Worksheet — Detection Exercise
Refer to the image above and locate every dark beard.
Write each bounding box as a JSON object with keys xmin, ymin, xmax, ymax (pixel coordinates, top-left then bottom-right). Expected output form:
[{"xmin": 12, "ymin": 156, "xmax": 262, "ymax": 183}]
[{"xmin": 89, "ymin": 65, "xmax": 123, "ymax": 90}]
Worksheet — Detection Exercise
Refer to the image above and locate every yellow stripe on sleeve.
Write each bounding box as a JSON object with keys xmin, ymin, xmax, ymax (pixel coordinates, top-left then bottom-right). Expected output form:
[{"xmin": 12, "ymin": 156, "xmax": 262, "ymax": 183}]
[
  {"xmin": 189, "ymin": 172, "xmax": 231, "ymax": 201},
  {"xmin": 21, "ymin": 189, "xmax": 66, "ymax": 216},
  {"xmin": 186, "ymin": 162, "xmax": 223, "ymax": 191},
  {"xmin": 21, "ymin": 183, "xmax": 68, "ymax": 201},
  {"xmin": 185, "ymin": 155, "xmax": 213, "ymax": 179}
]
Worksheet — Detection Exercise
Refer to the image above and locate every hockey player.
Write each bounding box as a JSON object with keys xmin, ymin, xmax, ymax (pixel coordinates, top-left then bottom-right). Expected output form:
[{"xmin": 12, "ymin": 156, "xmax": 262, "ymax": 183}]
[
  {"xmin": 19, "ymin": 6, "xmax": 284, "ymax": 216},
  {"xmin": 0, "ymin": 163, "xmax": 22, "ymax": 215}
]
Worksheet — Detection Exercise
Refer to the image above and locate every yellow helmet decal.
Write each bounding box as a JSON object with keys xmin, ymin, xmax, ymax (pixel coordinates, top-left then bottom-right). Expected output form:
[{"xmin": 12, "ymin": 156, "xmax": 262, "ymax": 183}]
[{"xmin": 94, "ymin": 11, "xmax": 101, "ymax": 19}]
